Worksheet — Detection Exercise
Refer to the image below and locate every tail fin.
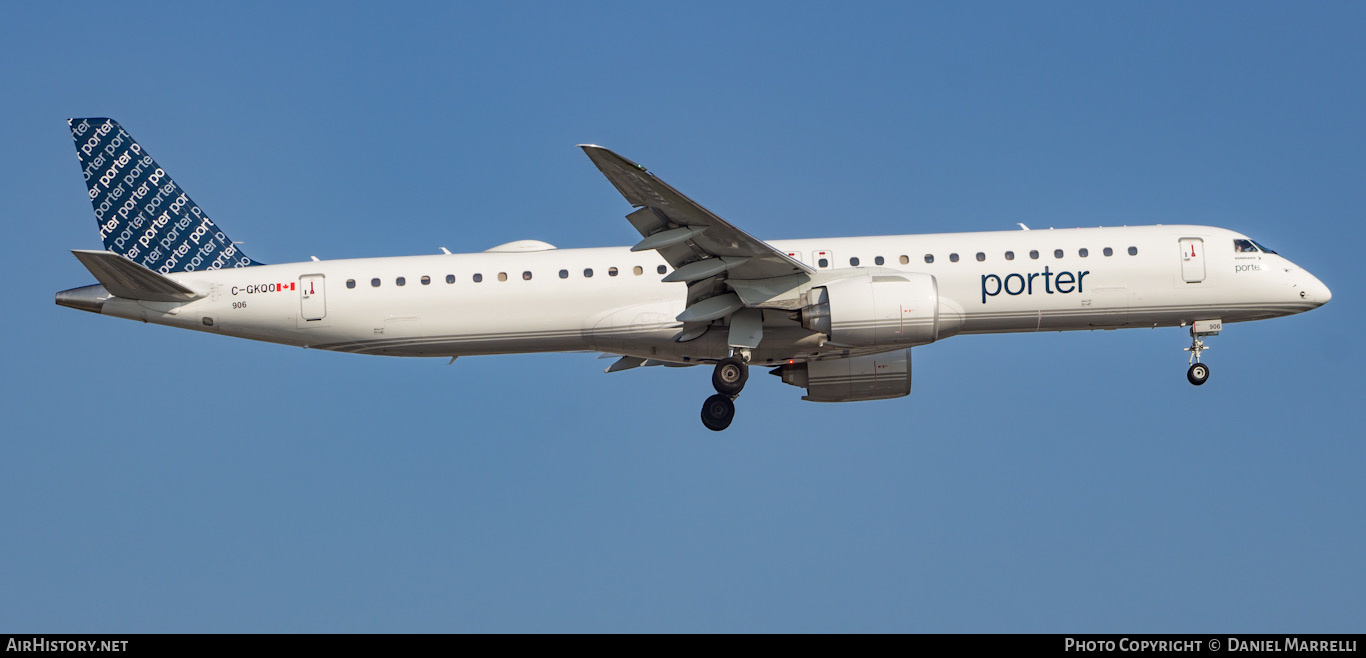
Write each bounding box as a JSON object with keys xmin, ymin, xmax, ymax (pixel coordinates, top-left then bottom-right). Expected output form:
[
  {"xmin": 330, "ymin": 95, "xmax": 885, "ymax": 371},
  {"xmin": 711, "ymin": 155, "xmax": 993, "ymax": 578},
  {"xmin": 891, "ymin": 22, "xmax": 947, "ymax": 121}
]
[{"xmin": 68, "ymin": 118, "xmax": 263, "ymax": 273}]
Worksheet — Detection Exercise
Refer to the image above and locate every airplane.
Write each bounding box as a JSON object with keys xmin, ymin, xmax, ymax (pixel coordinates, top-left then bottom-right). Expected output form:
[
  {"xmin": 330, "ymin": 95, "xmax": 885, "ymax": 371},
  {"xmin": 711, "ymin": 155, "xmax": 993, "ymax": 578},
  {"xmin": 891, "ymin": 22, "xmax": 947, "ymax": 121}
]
[{"xmin": 57, "ymin": 118, "xmax": 1332, "ymax": 431}]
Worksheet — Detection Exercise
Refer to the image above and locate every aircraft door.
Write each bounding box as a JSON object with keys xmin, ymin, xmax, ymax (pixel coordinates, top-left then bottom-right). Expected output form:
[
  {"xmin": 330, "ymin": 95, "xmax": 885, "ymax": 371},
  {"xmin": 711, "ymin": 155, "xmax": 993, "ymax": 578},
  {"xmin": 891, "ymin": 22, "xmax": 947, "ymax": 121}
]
[
  {"xmin": 813, "ymin": 250, "xmax": 834, "ymax": 269},
  {"xmin": 300, "ymin": 274, "xmax": 326, "ymax": 321},
  {"xmin": 1179, "ymin": 238, "xmax": 1205, "ymax": 283}
]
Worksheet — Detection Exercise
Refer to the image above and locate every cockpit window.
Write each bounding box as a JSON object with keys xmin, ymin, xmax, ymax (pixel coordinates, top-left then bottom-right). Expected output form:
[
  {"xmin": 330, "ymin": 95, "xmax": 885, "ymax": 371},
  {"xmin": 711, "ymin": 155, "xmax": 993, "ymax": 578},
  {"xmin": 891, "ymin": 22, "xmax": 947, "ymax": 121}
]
[{"xmin": 1234, "ymin": 239, "xmax": 1278, "ymax": 254}]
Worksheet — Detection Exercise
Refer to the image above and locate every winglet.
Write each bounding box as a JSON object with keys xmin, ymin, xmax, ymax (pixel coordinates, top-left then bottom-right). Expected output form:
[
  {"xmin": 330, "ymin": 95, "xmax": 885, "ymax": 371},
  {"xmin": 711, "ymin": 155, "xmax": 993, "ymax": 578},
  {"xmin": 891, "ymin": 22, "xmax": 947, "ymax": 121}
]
[
  {"xmin": 577, "ymin": 144, "xmax": 645, "ymax": 171},
  {"xmin": 69, "ymin": 249, "xmax": 204, "ymax": 302},
  {"xmin": 578, "ymin": 145, "xmax": 656, "ymax": 207}
]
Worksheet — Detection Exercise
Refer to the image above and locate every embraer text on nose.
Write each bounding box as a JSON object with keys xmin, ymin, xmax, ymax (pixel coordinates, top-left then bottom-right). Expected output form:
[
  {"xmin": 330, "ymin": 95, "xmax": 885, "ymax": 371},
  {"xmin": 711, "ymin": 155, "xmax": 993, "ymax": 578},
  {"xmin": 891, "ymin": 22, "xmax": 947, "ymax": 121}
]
[{"xmin": 981, "ymin": 266, "xmax": 1090, "ymax": 304}]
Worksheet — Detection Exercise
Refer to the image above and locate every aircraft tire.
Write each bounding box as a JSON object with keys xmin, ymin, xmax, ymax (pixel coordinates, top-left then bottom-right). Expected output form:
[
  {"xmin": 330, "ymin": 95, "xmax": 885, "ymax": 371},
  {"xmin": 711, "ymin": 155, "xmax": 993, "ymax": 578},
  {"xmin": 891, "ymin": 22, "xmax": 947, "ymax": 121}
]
[
  {"xmin": 712, "ymin": 358, "xmax": 748, "ymax": 395},
  {"xmin": 1187, "ymin": 363, "xmax": 1210, "ymax": 386},
  {"xmin": 700, "ymin": 394, "xmax": 736, "ymax": 431}
]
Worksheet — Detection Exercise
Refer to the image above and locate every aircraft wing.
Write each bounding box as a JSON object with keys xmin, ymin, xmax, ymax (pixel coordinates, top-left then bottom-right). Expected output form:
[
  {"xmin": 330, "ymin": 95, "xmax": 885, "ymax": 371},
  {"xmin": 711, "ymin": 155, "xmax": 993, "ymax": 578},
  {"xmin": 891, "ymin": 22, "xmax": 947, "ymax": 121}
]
[
  {"xmin": 578, "ymin": 146, "xmax": 812, "ymax": 281},
  {"xmin": 580, "ymin": 145, "xmax": 814, "ymax": 345}
]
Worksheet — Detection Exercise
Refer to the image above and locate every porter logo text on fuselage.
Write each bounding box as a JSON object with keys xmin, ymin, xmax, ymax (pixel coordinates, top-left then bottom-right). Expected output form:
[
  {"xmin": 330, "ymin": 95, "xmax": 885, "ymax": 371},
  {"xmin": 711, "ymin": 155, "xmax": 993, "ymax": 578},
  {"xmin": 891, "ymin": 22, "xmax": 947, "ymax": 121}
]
[{"xmin": 981, "ymin": 266, "xmax": 1090, "ymax": 304}]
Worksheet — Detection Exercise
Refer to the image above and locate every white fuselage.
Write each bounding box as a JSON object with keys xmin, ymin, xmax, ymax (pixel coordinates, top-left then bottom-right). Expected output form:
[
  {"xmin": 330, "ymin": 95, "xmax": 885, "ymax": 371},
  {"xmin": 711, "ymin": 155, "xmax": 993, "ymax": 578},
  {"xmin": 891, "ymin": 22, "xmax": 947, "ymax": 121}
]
[{"xmin": 72, "ymin": 224, "xmax": 1331, "ymax": 366}]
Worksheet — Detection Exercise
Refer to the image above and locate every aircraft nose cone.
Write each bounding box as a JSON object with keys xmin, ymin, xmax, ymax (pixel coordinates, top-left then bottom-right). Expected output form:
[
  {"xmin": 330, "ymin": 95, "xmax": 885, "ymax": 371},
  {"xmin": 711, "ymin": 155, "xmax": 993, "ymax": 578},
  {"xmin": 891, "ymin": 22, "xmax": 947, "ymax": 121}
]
[{"xmin": 1303, "ymin": 272, "xmax": 1331, "ymax": 307}]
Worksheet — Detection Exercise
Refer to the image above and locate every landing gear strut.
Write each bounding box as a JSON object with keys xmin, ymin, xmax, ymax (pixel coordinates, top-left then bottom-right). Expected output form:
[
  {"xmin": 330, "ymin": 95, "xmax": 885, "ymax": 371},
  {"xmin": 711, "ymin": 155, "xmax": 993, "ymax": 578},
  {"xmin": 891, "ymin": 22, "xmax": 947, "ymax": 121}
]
[
  {"xmin": 700, "ymin": 353, "xmax": 749, "ymax": 431},
  {"xmin": 1184, "ymin": 320, "xmax": 1220, "ymax": 386}
]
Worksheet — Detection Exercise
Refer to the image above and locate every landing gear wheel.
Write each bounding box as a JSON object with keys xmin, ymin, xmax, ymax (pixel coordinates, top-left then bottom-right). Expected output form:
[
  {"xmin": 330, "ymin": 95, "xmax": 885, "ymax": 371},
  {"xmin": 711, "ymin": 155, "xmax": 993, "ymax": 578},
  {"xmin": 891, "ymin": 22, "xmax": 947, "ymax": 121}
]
[
  {"xmin": 700, "ymin": 394, "xmax": 736, "ymax": 431},
  {"xmin": 1187, "ymin": 363, "xmax": 1210, "ymax": 386},
  {"xmin": 712, "ymin": 357, "xmax": 749, "ymax": 395}
]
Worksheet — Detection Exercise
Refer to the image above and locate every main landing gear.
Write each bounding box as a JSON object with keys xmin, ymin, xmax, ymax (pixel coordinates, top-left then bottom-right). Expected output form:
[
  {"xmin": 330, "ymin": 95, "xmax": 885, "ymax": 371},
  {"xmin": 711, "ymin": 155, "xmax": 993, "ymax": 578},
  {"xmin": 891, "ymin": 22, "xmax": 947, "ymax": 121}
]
[
  {"xmin": 701, "ymin": 353, "xmax": 749, "ymax": 431},
  {"xmin": 1184, "ymin": 320, "xmax": 1220, "ymax": 386}
]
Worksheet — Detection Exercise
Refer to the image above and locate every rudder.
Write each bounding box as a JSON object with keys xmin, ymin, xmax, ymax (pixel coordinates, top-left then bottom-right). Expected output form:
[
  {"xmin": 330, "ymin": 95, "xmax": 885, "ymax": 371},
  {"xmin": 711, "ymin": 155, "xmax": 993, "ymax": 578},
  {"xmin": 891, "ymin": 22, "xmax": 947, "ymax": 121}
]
[{"xmin": 69, "ymin": 118, "xmax": 262, "ymax": 273}]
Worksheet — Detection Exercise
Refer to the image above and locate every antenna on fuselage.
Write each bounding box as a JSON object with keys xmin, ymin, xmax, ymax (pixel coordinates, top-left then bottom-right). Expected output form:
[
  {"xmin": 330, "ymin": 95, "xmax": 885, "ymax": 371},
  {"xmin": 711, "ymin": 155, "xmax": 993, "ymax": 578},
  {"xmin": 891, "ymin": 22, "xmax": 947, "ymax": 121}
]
[{"xmin": 1017, "ymin": 223, "xmax": 1030, "ymax": 231}]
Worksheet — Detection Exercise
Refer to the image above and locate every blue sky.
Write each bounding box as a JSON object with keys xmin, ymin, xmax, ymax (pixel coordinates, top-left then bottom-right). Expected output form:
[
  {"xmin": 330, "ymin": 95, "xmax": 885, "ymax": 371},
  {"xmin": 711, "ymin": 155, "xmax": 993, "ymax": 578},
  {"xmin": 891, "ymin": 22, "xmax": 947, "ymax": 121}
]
[{"xmin": 2, "ymin": 2, "xmax": 1362, "ymax": 632}]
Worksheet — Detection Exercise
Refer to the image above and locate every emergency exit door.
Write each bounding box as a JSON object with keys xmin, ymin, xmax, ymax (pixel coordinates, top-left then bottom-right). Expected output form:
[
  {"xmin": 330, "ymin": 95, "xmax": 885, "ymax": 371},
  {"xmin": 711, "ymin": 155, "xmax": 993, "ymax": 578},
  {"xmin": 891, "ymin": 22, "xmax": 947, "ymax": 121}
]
[
  {"xmin": 1179, "ymin": 238, "xmax": 1205, "ymax": 283},
  {"xmin": 300, "ymin": 274, "xmax": 326, "ymax": 321}
]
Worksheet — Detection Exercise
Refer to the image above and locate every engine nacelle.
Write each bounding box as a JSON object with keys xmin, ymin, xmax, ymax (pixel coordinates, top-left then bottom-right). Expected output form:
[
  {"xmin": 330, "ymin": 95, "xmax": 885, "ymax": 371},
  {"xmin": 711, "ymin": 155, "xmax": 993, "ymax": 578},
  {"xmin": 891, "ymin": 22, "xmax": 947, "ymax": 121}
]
[
  {"xmin": 799, "ymin": 272, "xmax": 948, "ymax": 347},
  {"xmin": 771, "ymin": 349, "xmax": 912, "ymax": 402}
]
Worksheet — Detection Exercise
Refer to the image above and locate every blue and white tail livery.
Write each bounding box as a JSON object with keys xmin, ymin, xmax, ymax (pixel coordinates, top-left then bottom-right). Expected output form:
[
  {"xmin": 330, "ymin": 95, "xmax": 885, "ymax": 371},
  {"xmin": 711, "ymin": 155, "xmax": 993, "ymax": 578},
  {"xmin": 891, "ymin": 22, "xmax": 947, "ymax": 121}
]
[
  {"xmin": 56, "ymin": 119, "xmax": 1332, "ymax": 431},
  {"xmin": 69, "ymin": 118, "xmax": 260, "ymax": 273}
]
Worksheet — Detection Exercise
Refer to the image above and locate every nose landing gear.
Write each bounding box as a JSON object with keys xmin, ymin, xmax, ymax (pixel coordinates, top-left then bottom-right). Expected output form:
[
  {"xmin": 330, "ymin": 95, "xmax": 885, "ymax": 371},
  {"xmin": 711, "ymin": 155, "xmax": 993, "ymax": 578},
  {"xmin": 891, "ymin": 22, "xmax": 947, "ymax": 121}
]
[
  {"xmin": 700, "ymin": 353, "xmax": 748, "ymax": 431},
  {"xmin": 1187, "ymin": 362, "xmax": 1210, "ymax": 385},
  {"xmin": 1184, "ymin": 320, "xmax": 1221, "ymax": 386}
]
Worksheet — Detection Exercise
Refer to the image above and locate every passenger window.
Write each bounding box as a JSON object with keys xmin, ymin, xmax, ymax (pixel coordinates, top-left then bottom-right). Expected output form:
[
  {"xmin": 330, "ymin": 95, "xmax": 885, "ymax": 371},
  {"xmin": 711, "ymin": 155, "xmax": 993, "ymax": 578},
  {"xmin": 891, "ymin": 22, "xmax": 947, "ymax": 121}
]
[
  {"xmin": 1103, "ymin": 247, "xmax": 1113, "ymax": 257},
  {"xmin": 445, "ymin": 274, "xmax": 455, "ymax": 284},
  {"xmin": 559, "ymin": 269, "xmax": 568, "ymax": 279},
  {"xmin": 371, "ymin": 278, "xmax": 381, "ymax": 287},
  {"xmin": 818, "ymin": 258, "xmax": 829, "ymax": 268},
  {"xmin": 1005, "ymin": 251, "xmax": 1014, "ymax": 261},
  {"xmin": 1233, "ymin": 239, "xmax": 1258, "ymax": 253},
  {"xmin": 609, "ymin": 267, "xmax": 619, "ymax": 277},
  {"xmin": 657, "ymin": 265, "xmax": 667, "ymax": 275},
  {"xmin": 498, "ymin": 272, "xmax": 508, "ymax": 282},
  {"xmin": 584, "ymin": 268, "xmax": 593, "ymax": 278},
  {"xmin": 522, "ymin": 271, "xmax": 532, "ymax": 281},
  {"xmin": 473, "ymin": 273, "xmax": 483, "ymax": 283},
  {"xmin": 633, "ymin": 265, "xmax": 643, "ymax": 276},
  {"xmin": 1054, "ymin": 249, "xmax": 1064, "ymax": 259},
  {"xmin": 850, "ymin": 257, "xmax": 860, "ymax": 266},
  {"xmin": 396, "ymin": 276, "xmax": 406, "ymax": 286},
  {"xmin": 1030, "ymin": 250, "xmax": 1040, "ymax": 259},
  {"xmin": 899, "ymin": 255, "xmax": 909, "ymax": 265},
  {"xmin": 420, "ymin": 275, "xmax": 431, "ymax": 285},
  {"xmin": 875, "ymin": 256, "xmax": 884, "ymax": 265},
  {"xmin": 1128, "ymin": 246, "xmax": 1138, "ymax": 256},
  {"xmin": 346, "ymin": 279, "xmax": 356, "ymax": 289},
  {"xmin": 1079, "ymin": 248, "xmax": 1088, "ymax": 258},
  {"xmin": 924, "ymin": 254, "xmax": 934, "ymax": 264},
  {"xmin": 949, "ymin": 253, "xmax": 959, "ymax": 263},
  {"xmin": 976, "ymin": 252, "xmax": 985, "ymax": 262}
]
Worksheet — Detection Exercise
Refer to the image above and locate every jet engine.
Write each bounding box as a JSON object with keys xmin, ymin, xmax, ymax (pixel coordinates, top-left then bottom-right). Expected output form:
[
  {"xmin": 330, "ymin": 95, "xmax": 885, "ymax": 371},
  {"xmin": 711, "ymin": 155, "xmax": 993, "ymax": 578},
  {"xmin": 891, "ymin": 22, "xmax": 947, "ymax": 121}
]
[
  {"xmin": 797, "ymin": 273, "xmax": 955, "ymax": 347},
  {"xmin": 770, "ymin": 349, "xmax": 912, "ymax": 402}
]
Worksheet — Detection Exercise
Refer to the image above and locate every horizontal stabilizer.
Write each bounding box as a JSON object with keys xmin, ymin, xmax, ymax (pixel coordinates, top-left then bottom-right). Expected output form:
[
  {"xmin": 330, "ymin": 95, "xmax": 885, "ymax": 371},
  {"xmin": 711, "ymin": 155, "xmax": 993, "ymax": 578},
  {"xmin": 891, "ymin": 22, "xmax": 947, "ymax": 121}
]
[
  {"xmin": 70, "ymin": 250, "xmax": 203, "ymax": 302},
  {"xmin": 605, "ymin": 355, "xmax": 646, "ymax": 373}
]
